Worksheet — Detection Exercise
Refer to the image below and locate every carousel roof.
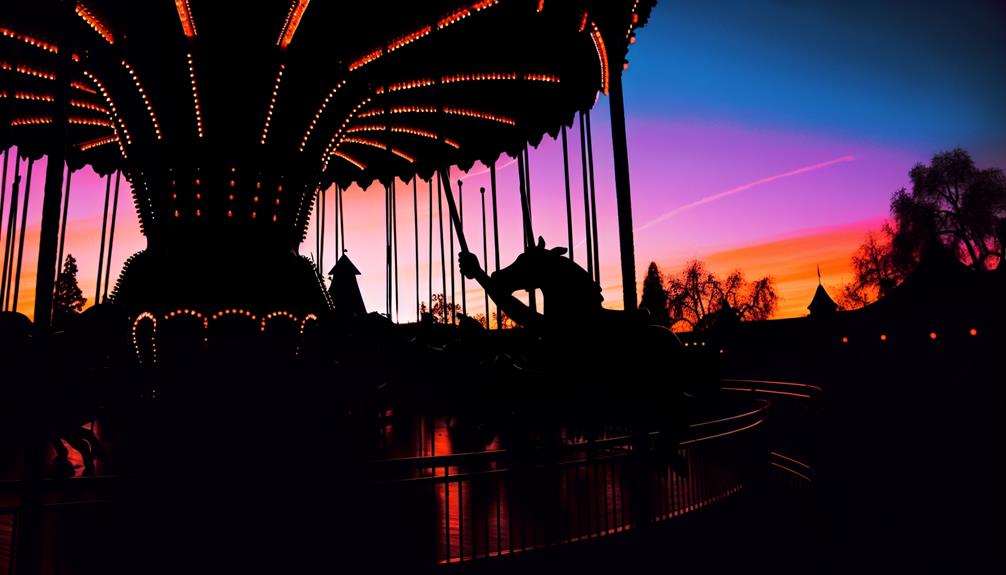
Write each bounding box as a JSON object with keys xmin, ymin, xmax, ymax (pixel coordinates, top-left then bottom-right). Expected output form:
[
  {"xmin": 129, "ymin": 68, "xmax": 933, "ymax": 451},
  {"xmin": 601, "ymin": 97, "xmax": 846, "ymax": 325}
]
[{"xmin": 1, "ymin": 0, "xmax": 655, "ymax": 189}]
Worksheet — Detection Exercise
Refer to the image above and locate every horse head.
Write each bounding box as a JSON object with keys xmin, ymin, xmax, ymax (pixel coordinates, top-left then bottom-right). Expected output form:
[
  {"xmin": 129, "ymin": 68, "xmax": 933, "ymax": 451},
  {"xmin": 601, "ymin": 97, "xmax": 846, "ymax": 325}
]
[{"xmin": 491, "ymin": 236, "xmax": 568, "ymax": 295}]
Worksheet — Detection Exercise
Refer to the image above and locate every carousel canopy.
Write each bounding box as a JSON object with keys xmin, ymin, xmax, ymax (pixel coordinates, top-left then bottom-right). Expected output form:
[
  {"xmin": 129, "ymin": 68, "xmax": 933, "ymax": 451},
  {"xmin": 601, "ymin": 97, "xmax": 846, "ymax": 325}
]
[{"xmin": 1, "ymin": 1, "xmax": 653, "ymax": 183}]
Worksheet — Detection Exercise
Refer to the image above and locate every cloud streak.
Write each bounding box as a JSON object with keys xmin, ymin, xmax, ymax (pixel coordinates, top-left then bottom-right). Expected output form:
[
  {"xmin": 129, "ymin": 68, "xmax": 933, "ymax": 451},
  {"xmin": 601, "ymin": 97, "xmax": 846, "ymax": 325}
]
[{"xmin": 636, "ymin": 155, "xmax": 856, "ymax": 232}]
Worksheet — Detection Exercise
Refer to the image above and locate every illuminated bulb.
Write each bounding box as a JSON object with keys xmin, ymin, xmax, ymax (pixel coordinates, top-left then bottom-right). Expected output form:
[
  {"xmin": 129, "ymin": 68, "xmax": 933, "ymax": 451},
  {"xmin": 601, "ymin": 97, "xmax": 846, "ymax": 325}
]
[
  {"xmin": 841, "ymin": 336, "xmax": 848, "ymax": 343},
  {"xmin": 880, "ymin": 334, "xmax": 887, "ymax": 341},
  {"xmin": 929, "ymin": 332, "xmax": 937, "ymax": 340},
  {"xmin": 969, "ymin": 328, "xmax": 978, "ymax": 336}
]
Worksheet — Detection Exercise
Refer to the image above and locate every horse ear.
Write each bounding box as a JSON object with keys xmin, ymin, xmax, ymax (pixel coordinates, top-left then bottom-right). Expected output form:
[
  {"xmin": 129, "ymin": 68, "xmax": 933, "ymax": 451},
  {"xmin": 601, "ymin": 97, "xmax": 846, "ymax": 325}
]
[
  {"xmin": 550, "ymin": 246, "xmax": 568, "ymax": 256},
  {"xmin": 537, "ymin": 236, "xmax": 546, "ymax": 249}
]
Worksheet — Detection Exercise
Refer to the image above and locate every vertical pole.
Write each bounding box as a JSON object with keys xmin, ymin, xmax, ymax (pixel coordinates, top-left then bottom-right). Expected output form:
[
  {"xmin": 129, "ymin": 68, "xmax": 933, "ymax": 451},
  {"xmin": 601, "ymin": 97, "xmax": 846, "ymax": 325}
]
[
  {"xmin": 608, "ymin": 70, "xmax": 638, "ymax": 311},
  {"xmin": 385, "ymin": 182, "xmax": 391, "ymax": 318},
  {"xmin": 449, "ymin": 177, "xmax": 456, "ymax": 325},
  {"xmin": 561, "ymin": 126, "xmax": 575, "ymax": 262},
  {"xmin": 428, "ymin": 179, "xmax": 433, "ymax": 312},
  {"xmin": 393, "ymin": 178, "xmax": 400, "ymax": 322},
  {"xmin": 0, "ymin": 152, "xmax": 18, "ymax": 310},
  {"xmin": 102, "ymin": 170, "xmax": 121, "ymax": 302},
  {"xmin": 94, "ymin": 174, "xmax": 111, "ymax": 306},
  {"xmin": 413, "ymin": 177, "xmax": 420, "ymax": 322},
  {"xmin": 336, "ymin": 183, "xmax": 344, "ymax": 263},
  {"xmin": 579, "ymin": 112, "xmax": 594, "ymax": 279},
  {"xmin": 319, "ymin": 185, "xmax": 326, "ymax": 274},
  {"xmin": 0, "ymin": 148, "xmax": 8, "ymax": 294},
  {"xmin": 339, "ymin": 184, "xmax": 346, "ymax": 251},
  {"xmin": 11, "ymin": 157, "xmax": 35, "ymax": 313},
  {"xmin": 489, "ymin": 161, "xmax": 501, "ymax": 328},
  {"xmin": 586, "ymin": 110, "xmax": 600, "ymax": 282},
  {"xmin": 315, "ymin": 187, "xmax": 321, "ymax": 273},
  {"xmin": 458, "ymin": 179, "xmax": 466, "ymax": 319},
  {"xmin": 480, "ymin": 187, "xmax": 489, "ymax": 329},
  {"xmin": 516, "ymin": 149, "xmax": 536, "ymax": 313},
  {"xmin": 55, "ymin": 165, "xmax": 72, "ymax": 302},
  {"xmin": 32, "ymin": 10, "xmax": 71, "ymax": 329},
  {"xmin": 437, "ymin": 173, "xmax": 447, "ymax": 324}
]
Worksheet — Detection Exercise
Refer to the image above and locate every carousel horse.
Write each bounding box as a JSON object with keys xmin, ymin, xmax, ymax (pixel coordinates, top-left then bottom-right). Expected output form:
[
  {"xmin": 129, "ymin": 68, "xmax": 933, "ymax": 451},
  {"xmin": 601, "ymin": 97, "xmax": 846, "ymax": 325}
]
[{"xmin": 459, "ymin": 237, "xmax": 712, "ymax": 465}]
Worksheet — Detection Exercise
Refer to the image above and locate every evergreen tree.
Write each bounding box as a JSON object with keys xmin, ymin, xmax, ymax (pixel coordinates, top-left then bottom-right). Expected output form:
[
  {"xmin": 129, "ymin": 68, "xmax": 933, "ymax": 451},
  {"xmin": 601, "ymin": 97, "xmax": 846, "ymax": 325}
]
[
  {"xmin": 639, "ymin": 261, "xmax": 670, "ymax": 327},
  {"xmin": 53, "ymin": 254, "xmax": 87, "ymax": 327}
]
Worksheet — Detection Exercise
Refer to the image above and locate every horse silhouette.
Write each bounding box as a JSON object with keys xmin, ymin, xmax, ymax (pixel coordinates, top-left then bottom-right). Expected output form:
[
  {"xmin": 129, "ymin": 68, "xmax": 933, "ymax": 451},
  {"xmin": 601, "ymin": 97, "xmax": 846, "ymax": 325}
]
[{"xmin": 459, "ymin": 237, "xmax": 708, "ymax": 466}]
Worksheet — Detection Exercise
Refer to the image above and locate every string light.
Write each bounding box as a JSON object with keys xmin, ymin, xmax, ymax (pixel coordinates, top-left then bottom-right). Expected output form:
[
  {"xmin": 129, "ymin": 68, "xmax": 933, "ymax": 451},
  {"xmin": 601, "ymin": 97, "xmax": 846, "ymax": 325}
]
[
  {"xmin": 186, "ymin": 53, "xmax": 204, "ymax": 138},
  {"xmin": 578, "ymin": 11, "xmax": 588, "ymax": 33},
  {"xmin": 76, "ymin": 2, "xmax": 114, "ymax": 44},
  {"xmin": 299, "ymin": 314, "xmax": 318, "ymax": 336},
  {"xmin": 348, "ymin": 1, "xmax": 498, "ymax": 71},
  {"xmin": 132, "ymin": 312, "xmax": 158, "ymax": 365},
  {"xmin": 626, "ymin": 0, "xmax": 641, "ymax": 41},
  {"xmin": 261, "ymin": 311, "xmax": 298, "ymax": 332},
  {"xmin": 10, "ymin": 116, "xmax": 53, "ymax": 126},
  {"xmin": 71, "ymin": 82, "xmax": 98, "ymax": 95},
  {"xmin": 261, "ymin": 64, "xmax": 285, "ymax": 144},
  {"xmin": 346, "ymin": 125, "xmax": 460, "ymax": 149},
  {"xmin": 165, "ymin": 309, "xmax": 209, "ymax": 345},
  {"xmin": 70, "ymin": 99, "xmax": 110, "ymax": 114},
  {"xmin": 8, "ymin": 115, "xmax": 110, "ymax": 128},
  {"xmin": 78, "ymin": 135, "xmax": 119, "ymax": 151},
  {"xmin": 210, "ymin": 308, "xmax": 258, "ymax": 322},
  {"xmin": 444, "ymin": 106, "xmax": 515, "ymax": 125},
  {"xmin": 333, "ymin": 151, "xmax": 366, "ymax": 171},
  {"xmin": 536, "ymin": 0, "xmax": 545, "ymax": 13},
  {"xmin": 174, "ymin": 0, "xmax": 197, "ymax": 38},
  {"xmin": 340, "ymin": 137, "xmax": 416, "ymax": 163},
  {"xmin": 277, "ymin": 0, "xmax": 311, "ymax": 49},
  {"xmin": 437, "ymin": 0, "xmax": 498, "ymax": 29},
  {"xmin": 322, "ymin": 96, "xmax": 371, "ymax": 161},
  {"xmin": 357, "ymin": 106, "xmax": 515, "ymax": 126},
  {"xmin": 122, "ymin": 59, "xmax": 162, "ymax": 140},
  {"xmin": 0, "ymin": 61, "xmax": 56, "ymax": 80},
  {"xmin": 0, "ymin": 27, "xmax": 59, "ymax": 54},
  {"xmin": 589, "ymin": 21, "xmax": 610, "ymax": 95},
  {"xmin": 300, "ymin": 80, "xmax": 346, "ymax": 151},
  {"xmin": 12, "ymin": 92, "xmax": 54, "ymax": 102},
  {"xmin": 83, "ymin": 69, "xmax": 132, "ymax": 149}
]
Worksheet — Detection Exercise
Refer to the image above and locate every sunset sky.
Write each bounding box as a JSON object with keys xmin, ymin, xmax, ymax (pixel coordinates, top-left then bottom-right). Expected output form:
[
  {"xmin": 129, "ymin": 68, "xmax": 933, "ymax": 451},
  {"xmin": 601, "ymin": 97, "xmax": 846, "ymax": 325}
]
[{"xmin": 4, "ymin": 0, "xmax": 1005, "ymax": 322}]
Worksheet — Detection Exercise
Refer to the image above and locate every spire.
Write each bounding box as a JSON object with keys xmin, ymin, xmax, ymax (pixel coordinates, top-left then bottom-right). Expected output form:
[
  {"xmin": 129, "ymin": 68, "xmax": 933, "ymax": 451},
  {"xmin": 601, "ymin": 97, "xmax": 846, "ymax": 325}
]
[{"xmin": 808, "ymin": 282, "xmax": 838, "ymax": 318}]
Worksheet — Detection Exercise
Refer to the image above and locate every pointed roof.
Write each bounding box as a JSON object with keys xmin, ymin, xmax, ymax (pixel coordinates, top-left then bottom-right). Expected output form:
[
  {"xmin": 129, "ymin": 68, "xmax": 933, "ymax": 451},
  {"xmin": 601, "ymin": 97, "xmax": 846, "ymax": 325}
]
[
  {"xmin": 329, "ymin": 253, "xmax": 360, "ymax": 277},
  {"xmin": 808, "ymin": 283, "xmax": 838, "ymax": 317}
]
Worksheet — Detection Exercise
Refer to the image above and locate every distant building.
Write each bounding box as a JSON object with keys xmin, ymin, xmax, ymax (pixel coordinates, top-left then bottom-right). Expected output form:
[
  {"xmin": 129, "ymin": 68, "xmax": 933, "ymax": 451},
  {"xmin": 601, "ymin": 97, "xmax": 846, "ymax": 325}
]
[
  {"xmin": 328, "ymin": 254, "xmax": 367, "ymax": 319},
  {"xmin": 807, "ymin": 283, "xmax": 838, "ymax": 318}
]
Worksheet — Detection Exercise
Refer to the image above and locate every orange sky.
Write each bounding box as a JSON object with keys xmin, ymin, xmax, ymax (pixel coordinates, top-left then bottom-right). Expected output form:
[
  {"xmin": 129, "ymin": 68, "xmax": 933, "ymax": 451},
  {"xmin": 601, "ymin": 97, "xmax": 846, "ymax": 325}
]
[{"xmin": 654, "ymin": 218, "xmax": 883, "ymax": 319}]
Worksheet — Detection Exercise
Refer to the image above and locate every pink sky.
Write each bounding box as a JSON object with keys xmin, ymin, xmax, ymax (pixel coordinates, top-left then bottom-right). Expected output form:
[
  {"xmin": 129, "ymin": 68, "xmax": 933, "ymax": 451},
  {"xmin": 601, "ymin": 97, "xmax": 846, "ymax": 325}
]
[{"xmin": 1, "ymin": 111, "xmax": 920, "ymax": 322}]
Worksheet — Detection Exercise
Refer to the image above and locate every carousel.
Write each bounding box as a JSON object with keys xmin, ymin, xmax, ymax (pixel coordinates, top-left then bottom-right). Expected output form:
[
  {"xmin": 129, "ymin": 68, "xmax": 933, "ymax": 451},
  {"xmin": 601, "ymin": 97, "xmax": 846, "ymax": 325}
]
[{"xmin": 0, "ymin": 2, "xmax": 805, "ymax": 574}]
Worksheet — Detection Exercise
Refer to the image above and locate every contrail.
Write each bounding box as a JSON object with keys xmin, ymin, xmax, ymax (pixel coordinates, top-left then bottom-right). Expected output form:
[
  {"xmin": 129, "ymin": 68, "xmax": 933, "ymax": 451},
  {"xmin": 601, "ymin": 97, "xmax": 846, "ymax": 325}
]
[{"xmin": 636, "ymin": 155, "xmax": 856, "ymax": 232}]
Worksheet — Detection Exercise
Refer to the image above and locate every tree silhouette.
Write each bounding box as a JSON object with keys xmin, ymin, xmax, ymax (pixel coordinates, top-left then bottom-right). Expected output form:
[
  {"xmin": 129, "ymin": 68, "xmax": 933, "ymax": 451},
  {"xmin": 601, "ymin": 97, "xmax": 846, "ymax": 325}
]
[
  {"xmin": 838, "ymin": 228, "xmax": 906, "ymax": 308},
  {"xmin": 53, "ymin": 254, "xmax": 86, "ymax": 327},
  {"xmin": 843, "ymin": 148, "xmax": 1005, "ymax": 307},
  {"xmin": 639, "ymin": 261, "xmax": 670, "ymax": 326},
  {"xmin": 666, "ymin": 260, "xmax": 777, "ymax": 331},
  {"xmin": 429, "ymin": 293, "xmax": 461, "ymax": 324},
  {"xmin": 492, "ymin": 311, "xmax": 517, "ymax": 329}
]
